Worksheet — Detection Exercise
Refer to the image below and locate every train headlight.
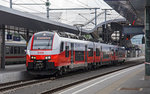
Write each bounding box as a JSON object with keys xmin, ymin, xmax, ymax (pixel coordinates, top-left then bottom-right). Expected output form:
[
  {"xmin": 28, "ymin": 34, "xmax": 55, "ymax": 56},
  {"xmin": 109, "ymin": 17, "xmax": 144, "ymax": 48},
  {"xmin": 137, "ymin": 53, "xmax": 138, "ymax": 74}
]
[
  {"xmin": 45, "ymin": 56, "xmax": 51, "ymax": 60},
  {"xmin": 31, "ymin": 56, "xmax": 36, "ymax": 60}
]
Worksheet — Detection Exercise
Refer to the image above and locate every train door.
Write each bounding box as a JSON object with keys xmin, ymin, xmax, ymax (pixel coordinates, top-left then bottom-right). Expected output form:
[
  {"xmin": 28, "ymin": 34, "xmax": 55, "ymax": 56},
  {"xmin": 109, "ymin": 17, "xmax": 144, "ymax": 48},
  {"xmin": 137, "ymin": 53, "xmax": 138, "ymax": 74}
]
[
  {"xmin": 112, "ymin": 49, "xmax": 115, "ymax": 60},
  {"xmin": 71, "ymin": 43, "xmax": 74, "ymax": 64},
  {"xmin": 85, "ymin": 45, "xmax": 87, "ymax": 64}
]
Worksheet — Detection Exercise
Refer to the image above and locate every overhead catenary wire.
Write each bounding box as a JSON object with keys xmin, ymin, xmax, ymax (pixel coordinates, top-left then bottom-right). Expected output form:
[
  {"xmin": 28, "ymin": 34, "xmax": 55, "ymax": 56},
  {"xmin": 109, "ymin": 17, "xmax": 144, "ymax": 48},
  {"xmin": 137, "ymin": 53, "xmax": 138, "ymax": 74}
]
[
  {"xmin": 39, "ymin": 0, "xmax": 45, "ymax": 3},
  {"xmin": 66, "ymin": 0, "xmax": 87, "ymax": 8},
  {"xmin": 2, "ymin": 0, "xmax": 45, "ymax": 13},
  {"xmin": 76, "ymin": 0, "xmax": 91, "ymax": 8},
  {"xmin": 31, "ymin": 0, "xmax": 45, "ymax": 10},
  {"xmin": 94, "ymin": 0, "xmax": 101, "ymax": 8}
]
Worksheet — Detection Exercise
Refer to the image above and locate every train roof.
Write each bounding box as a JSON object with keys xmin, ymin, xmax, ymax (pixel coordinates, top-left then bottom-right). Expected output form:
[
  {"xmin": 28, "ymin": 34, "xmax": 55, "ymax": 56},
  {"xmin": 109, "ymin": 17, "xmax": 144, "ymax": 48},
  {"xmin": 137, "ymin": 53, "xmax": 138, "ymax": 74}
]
[
  {"xmin": 6, "ymin": 41, "xmax": 26, "ymax": 46},
  {"xmin": 34, "ymin": 31, "xmax": 54, "ymax": 35},
  {"xmin": 33, "ymin": 31, "xmax": 125, "ymax": 49}
]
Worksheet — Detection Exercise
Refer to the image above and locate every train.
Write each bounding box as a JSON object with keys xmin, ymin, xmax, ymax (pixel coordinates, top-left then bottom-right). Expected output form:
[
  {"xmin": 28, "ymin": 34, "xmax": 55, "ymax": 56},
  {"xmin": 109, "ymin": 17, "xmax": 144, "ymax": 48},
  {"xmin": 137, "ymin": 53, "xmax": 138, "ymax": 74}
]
[
  {"xmin": 26, "ymin": 31, "xmax": 126, "ymax": 75},
  {"xmin": 5, "ymin": 41, "xmax": 26, "ymax": 64}
]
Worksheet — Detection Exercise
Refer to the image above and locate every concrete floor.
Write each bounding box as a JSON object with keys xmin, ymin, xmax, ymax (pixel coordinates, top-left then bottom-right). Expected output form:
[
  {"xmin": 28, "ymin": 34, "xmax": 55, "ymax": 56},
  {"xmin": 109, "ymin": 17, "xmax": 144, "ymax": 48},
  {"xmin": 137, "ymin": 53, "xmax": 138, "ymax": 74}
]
[{"xmin": 56, "ymin": 64, "xmax": 149, "ymax": 94}]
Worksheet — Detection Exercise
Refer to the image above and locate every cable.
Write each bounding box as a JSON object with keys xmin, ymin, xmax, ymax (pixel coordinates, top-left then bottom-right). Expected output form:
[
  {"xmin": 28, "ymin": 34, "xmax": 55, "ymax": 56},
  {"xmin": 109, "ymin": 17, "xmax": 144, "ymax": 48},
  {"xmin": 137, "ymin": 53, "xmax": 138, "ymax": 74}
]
[
  {"xmin": 66, "ymin": 0, "xmax": 87, "ymax": 8},
  {"xmin": 2, "ymin": 0, "xmax": 46, "ymax": 13},
  {"xmin": 76, "ymin": 0, "xmax": 90, "ymax": 7},
  {"xmin": 2, "ymin": 0, "xmax": 9, "ymax": 3},
  {"xmin": 16, "ymin": 5, "xmax": 44, "ymax": 13},
  {"xmin": 94, "ymin": 0, "xmax": 101, "ymax": 8},
  {"xmin": 30, "ymin": 0, "xmax": 45, "ymax": 10},
  {"xmin": 39, "ymin": 0, "xmax": 45, "ymax": 3}
]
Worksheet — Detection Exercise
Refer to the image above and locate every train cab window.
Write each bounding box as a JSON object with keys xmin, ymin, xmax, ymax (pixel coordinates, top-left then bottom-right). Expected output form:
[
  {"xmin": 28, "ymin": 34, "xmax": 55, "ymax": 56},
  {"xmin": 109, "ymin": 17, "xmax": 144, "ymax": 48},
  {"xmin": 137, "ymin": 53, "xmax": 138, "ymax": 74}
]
[
  {"xmin": 32, "ymin": 32, "xmax": 54, "ymax": 50},
  {"xmin": 60, "ymin": 42, "xmax": 64, "ymax": 53},
  {"xmin": 65, "ymin": 46, "xmax": 69, "ymax": 57},
  {"xmin": 88, "ymin": 48, "xmax": 93, "ymax": 57},
  {"xmin": 6, "ymin": 46, "xmax": 10, "ymax": 54},
  {"xmin": 96, "ymin": 48, "xmax": 100, "ymax": 56}
]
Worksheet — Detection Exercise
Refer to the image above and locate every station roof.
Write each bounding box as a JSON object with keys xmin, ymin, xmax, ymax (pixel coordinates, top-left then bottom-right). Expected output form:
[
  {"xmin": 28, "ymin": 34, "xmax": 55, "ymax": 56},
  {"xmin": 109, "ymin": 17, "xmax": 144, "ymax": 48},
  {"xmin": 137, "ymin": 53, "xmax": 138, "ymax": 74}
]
[
  {"xmin": 0, "ymin": 0, "xmax": 125, "ymax": 33},
  {"xmin": 0, "ymin": 5, "xmax": 88, "ymax": 34}
]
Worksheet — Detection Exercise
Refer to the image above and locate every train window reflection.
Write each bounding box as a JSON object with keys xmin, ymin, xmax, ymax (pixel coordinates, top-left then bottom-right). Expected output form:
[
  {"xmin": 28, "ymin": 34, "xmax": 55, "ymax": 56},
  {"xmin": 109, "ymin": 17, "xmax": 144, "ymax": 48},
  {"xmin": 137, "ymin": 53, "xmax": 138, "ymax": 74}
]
[
  {"xmin": 18, "ymin": 47, "xmax": 20, "ymax": 54},
  {"xmin": 10, "ymin": 46, "xmax": 13, "ymax": 54},
  {"xmin": 6, "ymin": 46, "xmax": 10, "ymax": 54},
  {"xmin": 14, "ymin": 47, "xmax": 18, "ymax": 54},
  {"xmin": 21, "ymin": 47, "xmax": 26, "ymax": 54}
]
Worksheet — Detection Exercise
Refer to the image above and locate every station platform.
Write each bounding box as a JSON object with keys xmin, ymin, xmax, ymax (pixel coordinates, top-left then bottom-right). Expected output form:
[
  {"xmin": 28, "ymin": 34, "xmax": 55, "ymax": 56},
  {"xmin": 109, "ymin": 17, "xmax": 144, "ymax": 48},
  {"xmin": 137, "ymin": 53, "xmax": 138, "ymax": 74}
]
[
  {"xmin": 0, "ymin": 64, "xmax": 32, "ymax": 84},
  {"xmin": 96, "ymin": 64, "xmax": 149, "ymax": 94},
  {"xmin": 58, "ymin": 57, "xmax": 146, "ymax": 94},
  {"xmin": 109, "ymin": 66, "xmax": 149, "ymax": 94}
]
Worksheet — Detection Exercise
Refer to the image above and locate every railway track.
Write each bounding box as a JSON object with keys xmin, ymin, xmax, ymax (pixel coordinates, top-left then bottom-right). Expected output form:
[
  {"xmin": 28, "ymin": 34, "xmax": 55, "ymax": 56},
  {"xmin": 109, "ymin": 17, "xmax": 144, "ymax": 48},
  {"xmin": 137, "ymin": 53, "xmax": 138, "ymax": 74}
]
[
  {"xmin": 0, "ymin": 59, "xmax": 144, "ymax": 94},
  {"xmin": 0, "ymin": 78, "xmax": 54, "ymax": 93}
]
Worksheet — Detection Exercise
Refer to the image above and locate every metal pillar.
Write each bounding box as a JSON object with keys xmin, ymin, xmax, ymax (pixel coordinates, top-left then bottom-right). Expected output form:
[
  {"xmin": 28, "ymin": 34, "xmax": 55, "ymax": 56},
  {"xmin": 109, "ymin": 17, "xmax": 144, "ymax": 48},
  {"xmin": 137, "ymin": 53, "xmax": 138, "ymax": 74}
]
[
  {"xmin": 46, "ymin": 0, "xmax": 50, "ymax": 19},
  {"xmin": 145, "ymin": 6, "xmax": 150, "ymax": 76},
  {"xmin": 104, "ymin": 9, "xmax": 107, "ymax": 28},
  {"xmin": 95, "ymin": 8, "xmax": 97, "ymax": 26},
  {"xmin": 26, "ymin": 29, "xmax": 29, "ymax": 46},
  {"xmin": 47, "ymin": 7, "xmax": 49, "ymax": 19},
  {"xmin": 1, "ymin": 25, "xmax": 5, "ymax": 69},
  {"xmin": 10, "ymin": 0, "xmax": 12, "ymax": 8}
]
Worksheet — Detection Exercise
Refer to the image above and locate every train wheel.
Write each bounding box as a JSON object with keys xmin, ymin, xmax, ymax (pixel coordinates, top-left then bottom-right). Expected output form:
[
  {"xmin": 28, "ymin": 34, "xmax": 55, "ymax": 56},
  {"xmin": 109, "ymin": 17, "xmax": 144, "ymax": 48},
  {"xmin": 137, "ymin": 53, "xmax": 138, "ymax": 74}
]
[
  {"xmin": 84, "ymin": 67, "xmax": 88, "ymax": 71},
  {"xmin": 63, "ymin": 67, "xmax": 68, "ymax": 74},
  {"xmin": 57, "ymin": 68, "xmax": 63, "ymax": 76}
]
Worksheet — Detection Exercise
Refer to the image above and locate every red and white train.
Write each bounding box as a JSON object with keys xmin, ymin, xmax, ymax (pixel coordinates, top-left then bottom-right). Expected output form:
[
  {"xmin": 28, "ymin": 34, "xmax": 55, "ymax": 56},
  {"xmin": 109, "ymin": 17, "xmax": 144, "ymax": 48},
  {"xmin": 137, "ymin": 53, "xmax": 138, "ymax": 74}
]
[{"xmin": 26, "ymin": 31, "xmax": 125, "ymax": 75}]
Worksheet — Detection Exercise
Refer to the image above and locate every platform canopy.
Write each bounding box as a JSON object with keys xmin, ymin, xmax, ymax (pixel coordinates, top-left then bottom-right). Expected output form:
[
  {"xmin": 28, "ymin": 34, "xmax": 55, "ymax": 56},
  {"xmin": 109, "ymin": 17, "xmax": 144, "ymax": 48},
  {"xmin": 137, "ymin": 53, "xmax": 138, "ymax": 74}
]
[
  {"xmin": 0, "ymin": 0, "xmax": 125, "ymax": 33},
  {"xmin": 0, "ymin": 5, "xmax": 88, "ymax": 34}
]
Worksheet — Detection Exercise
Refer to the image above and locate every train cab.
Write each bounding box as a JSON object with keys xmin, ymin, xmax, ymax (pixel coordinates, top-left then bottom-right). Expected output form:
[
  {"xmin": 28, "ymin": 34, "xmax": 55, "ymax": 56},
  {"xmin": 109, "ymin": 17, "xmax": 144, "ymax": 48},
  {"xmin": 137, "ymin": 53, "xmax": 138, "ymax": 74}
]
[{"xmin": 26, "ymin": 31, "xmax": 59, "ymax": 72}]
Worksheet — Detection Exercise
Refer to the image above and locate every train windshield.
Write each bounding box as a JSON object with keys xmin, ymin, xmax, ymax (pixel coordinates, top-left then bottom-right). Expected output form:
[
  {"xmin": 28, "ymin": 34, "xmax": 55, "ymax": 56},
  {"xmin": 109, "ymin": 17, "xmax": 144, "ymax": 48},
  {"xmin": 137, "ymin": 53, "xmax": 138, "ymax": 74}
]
[{"xmin": 32, "ymin": 32, "xmax": 54, "ymax": 50}]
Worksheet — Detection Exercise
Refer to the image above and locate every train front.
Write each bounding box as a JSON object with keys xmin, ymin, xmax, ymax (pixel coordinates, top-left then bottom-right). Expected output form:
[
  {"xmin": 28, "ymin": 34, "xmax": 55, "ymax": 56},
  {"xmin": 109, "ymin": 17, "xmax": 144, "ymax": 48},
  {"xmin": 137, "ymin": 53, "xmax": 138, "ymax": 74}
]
[{"xmin": 26, "ymin": 31, "xmax": 58, "ymax": 75}]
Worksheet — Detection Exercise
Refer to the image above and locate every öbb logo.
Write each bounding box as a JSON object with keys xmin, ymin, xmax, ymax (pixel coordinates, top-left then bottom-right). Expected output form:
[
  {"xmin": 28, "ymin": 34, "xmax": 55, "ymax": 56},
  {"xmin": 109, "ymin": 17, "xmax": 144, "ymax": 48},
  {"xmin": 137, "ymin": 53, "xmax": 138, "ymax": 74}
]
[{"xmin": 37, "ymin": 52, "xmax": 44, "ymax": 54}]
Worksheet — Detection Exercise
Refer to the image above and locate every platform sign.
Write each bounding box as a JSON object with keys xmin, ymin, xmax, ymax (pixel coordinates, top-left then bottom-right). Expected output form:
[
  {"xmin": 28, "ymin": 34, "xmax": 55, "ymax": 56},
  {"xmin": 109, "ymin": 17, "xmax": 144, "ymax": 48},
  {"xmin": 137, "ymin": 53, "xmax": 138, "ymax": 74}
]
[{"xmin": 7, "ymin": 34, "xmax": 12, "ymax": 40}]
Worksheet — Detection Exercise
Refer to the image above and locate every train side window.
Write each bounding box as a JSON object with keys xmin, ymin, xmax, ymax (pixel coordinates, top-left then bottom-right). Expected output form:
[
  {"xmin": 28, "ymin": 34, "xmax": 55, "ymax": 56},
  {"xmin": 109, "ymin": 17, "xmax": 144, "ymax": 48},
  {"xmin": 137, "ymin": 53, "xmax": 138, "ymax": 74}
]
[
  {"xmin": 21, "ymin": 47, "xmax": 26, "ymax": 54},
  {"xmin": 116, "ymin": 50, "xmax": 118, "ymax": 55},
  {"xmin": 6, "ymin": 46, "xmax": 10, "ymax": 54},
  {"xmin": 60, "ymin": 42, "xmax": 64, "ymax": 53},
  {"xmin": 14, "ymin": 46, "xmax": 18, "ymax": 54},
  {"xmin": 18, "ymin": 47, "xmax": 20, "ymax": 54},
  {"xmin": 65, "ymin": 46, "xmax": 69, "ymax": 57},
  {"xmin": 96, "ymin": 48, "xmax": 100, "ymax": 56},
  {"xmin": 10, "ymin": 46, "xmax": 13, "ymax": 54},
  {"xmin": 20, "ymin": 47, "xmax": 24, "ymax": 54},
  {"xmin": 75, "ymin": 51, "xmax": 84, "ymax": 61},
  {"xmin": 88, "ymin": 48, "xmax": 93, "ymax": 57}
]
